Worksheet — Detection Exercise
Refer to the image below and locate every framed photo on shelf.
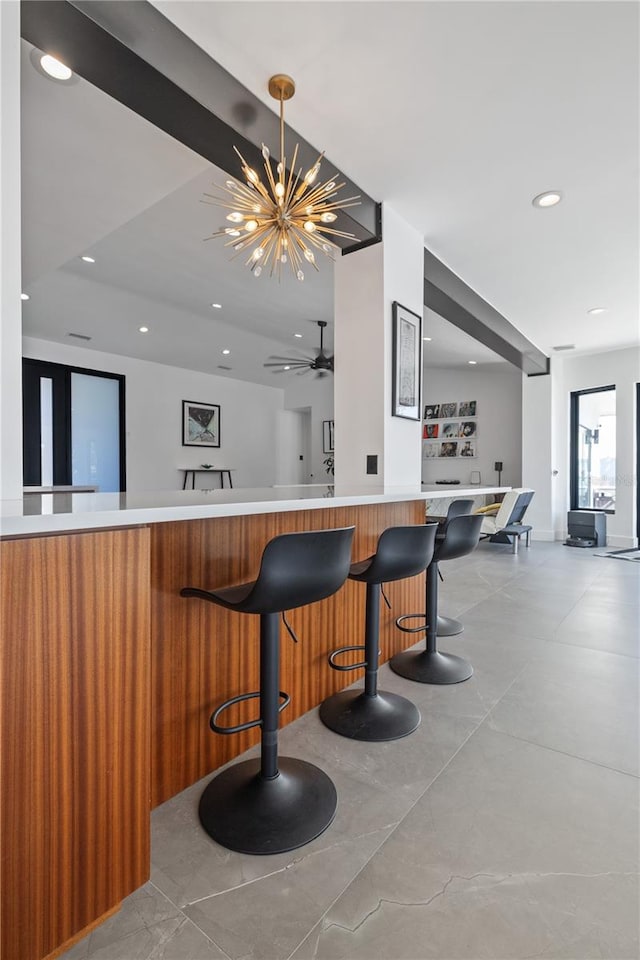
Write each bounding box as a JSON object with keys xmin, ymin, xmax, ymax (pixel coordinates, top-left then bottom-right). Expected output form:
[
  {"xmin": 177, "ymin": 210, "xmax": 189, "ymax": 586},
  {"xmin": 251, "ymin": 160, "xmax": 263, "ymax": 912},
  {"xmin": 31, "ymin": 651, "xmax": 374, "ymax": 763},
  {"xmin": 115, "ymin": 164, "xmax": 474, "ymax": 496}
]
[
  {"xmin": 392, "ymin": 301, "xmax": 422, "ymax": 420},
  {"xmin": 459, "ymin": 440, "xmax": 477, "ymax": 458},
  {"xmin": 323, "ymin": 419, "xmax": 335, "ymax": 453},
  {"xmin": 182, "ymin": 400, "xmax": 220, "ymax": 447}
]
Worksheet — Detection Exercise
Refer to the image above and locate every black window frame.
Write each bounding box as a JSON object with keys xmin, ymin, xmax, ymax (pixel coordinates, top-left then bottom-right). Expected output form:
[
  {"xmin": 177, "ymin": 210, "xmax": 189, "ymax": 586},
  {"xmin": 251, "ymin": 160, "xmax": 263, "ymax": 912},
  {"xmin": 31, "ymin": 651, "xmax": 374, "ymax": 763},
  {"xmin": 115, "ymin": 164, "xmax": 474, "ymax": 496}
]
[
  {"xmin": 22, "ymin": 357, "xmax": 126, "ymax": 491},
  {"xmin": 569, "ymin": 383, "xmax": 616, "ymax": 516}
]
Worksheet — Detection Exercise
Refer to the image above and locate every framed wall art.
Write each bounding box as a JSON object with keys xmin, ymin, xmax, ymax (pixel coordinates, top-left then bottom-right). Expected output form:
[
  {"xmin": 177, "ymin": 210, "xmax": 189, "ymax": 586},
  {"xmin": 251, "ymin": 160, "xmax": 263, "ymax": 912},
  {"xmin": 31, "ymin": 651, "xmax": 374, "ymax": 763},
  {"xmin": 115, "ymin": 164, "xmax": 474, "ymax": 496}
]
[
  {"xmin": 392, "ymin": 301, "xmax": 422, "ymax": 420},
  {"xmin": 323, "ymin": 419, "xmax": 335, "ymax": 453},
  {"xmin": 182, "ymin": 400, "xmax": 220, "ymax": 447}
]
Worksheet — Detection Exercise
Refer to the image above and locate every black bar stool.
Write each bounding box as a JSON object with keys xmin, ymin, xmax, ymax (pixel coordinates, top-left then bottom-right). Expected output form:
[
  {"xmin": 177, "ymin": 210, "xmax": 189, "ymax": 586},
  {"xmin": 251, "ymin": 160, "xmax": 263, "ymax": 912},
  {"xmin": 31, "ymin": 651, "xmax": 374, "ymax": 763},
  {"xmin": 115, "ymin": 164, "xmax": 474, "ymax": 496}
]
[
  {"xmin": 435, "ymin": 499, "xmax": 474, "ymax": 637},
  {"xmin": 403, "ymin": 499, "xmax": 474, "ymax": 638},
  {"xmin": 319, "ymin": 524, "xmax": 438, "ymax": 741},
  {"xmin": 390, "ymin": 514, "xmax": 483, "ymax": 685},
  {"xmin": 180, "ymin": 525, "xmax": 355, "ymax": 855}
]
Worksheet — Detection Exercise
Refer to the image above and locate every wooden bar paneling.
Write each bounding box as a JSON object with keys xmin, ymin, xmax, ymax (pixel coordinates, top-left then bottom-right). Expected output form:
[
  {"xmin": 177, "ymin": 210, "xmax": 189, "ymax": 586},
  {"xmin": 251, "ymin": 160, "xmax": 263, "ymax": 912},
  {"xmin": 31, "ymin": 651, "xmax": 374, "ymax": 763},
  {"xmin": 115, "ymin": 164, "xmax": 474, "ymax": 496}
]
[
  {"xmin": 150, "ymin": 501, "xmax": 425, "ymax": 806},
  {"xmin": 0, "ymin": 528, "xmax": 151, "ymax": 960}
]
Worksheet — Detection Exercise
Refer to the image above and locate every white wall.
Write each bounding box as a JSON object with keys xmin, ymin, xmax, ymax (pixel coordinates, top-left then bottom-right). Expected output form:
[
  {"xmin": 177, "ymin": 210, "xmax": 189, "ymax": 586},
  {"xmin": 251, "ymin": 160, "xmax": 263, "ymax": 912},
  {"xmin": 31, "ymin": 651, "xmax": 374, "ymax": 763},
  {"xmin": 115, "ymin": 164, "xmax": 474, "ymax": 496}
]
[
  {"xmin": 553, "ymin": 347, "xmax": 639, "ymax": 547},
  {"xmin": 522, "ymin": 372, "xmax": 555, "ymax": 540},
  {"xmin": 284, "ymin": 374, "xmax": 333, "ymax": 482},
  {"xmin": 422, "ymin": 364, "xmax": 523, "ymax": 488},
  {"xmin": 334, "ymin": 204, "xmax": 423, "ymax": 490},
  {"xmin": 0, "ymin": 1, "xmax": 23, "ymax": 500},
  {"xmin": 23, "ymin": 337, "xmax": 285, "ymax": 491}
]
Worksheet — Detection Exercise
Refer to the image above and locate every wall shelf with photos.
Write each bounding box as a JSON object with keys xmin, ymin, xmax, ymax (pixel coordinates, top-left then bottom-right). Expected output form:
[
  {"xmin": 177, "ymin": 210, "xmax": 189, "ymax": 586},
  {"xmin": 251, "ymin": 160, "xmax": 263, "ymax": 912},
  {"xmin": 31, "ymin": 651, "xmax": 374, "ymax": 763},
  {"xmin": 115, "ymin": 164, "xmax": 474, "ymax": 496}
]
[{"xmin": 422, "ymin": 401, "xmax": 477, "ymax": 459}]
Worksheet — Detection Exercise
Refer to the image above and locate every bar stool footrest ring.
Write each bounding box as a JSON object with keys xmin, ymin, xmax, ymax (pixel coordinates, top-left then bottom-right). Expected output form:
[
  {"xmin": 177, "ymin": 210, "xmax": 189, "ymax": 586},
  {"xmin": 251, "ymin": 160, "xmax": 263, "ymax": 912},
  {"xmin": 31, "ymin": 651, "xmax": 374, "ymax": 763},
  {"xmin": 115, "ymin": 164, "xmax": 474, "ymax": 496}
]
[
  {"xmin": 327, "ymin": 644, "xmax": 367, "ymax": 671},
  {"xmin": 210, "ymin": 690, "xmax": 290, "ymax": 734},
  {"xmin": 395, "ymin": 613, "xmax": 427, "ymax": 634}
]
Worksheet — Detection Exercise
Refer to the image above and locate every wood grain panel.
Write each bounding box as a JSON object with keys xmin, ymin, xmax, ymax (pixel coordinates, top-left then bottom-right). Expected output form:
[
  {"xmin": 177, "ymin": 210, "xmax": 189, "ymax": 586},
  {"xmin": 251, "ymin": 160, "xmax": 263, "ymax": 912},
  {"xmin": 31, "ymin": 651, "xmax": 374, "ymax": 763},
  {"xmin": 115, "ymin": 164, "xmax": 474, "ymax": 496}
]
[
  {"xmin": 0, "ymin": 528, "xmax": 151, "ymax": 960},
  {"xmin": 151, "ymin": 502, "xmax": 425, "ymax": 806}
]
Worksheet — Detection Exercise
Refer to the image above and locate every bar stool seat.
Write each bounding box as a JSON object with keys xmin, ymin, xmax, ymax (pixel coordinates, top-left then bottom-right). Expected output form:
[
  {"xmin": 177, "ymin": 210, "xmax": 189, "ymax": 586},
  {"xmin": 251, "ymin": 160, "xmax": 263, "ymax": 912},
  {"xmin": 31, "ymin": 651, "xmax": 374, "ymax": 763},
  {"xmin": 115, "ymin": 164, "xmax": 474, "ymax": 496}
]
[
  {"xmin": 181, "ymin": 526, "xmax": 355, "ymax": 855},
  {"xmin": 319, "ymin": 524, "xmax": 438, "ymax": 742},
  {"xmin": 391, "ymin": 514, "xmax": 483, "ymax": 685}
]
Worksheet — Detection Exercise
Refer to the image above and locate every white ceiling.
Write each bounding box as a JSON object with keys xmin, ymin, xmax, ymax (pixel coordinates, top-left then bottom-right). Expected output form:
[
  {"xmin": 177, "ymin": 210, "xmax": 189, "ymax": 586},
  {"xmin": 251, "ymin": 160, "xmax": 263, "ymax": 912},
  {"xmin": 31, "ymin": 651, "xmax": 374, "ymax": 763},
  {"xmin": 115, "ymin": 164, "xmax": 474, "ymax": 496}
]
[
  {"xmin": 423, "ymin": 308, "xmax": 507, "ymax": 369},
  {"xmin": 21, "ymin": 41, "xmax": 336, "ymax": 387},
  {"xmin": 155, "ymin": 0, "xmax": 640, "ymax": 356},
  {"xmin": 22, "ymin": 0, "xmax": 638, "ymax": 385}
]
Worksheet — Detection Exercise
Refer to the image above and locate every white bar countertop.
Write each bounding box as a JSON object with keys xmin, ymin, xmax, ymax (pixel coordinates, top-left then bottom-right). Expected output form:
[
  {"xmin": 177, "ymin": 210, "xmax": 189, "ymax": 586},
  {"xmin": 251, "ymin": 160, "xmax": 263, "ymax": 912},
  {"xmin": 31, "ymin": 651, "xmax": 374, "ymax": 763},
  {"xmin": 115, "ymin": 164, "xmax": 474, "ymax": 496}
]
[{"xmin": 0, "ymin": 484, "xmax": 510, "ymax": 538}]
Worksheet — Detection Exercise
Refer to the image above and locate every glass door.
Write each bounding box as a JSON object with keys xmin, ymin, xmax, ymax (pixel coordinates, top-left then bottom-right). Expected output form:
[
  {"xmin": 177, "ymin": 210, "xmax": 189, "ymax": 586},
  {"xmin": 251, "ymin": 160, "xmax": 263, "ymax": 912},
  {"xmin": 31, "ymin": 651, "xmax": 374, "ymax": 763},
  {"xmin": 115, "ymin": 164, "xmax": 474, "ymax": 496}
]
[
  {"xmin": 570, "ymin": 385, "xmax": 616, "ymax": 513},
  {"xmin": 22, "ymin": 359, "xmax": 126, "ymax": 491}
]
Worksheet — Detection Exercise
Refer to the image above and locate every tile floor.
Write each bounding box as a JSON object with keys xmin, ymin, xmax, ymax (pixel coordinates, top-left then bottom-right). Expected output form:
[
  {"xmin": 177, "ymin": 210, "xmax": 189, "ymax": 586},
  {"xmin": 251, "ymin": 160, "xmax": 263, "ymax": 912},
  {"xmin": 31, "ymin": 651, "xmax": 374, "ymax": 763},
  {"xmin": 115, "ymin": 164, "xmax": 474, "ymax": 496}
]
[{"xmin": 62, "ymin": 541, "xmax": 639, "ymax": 960}]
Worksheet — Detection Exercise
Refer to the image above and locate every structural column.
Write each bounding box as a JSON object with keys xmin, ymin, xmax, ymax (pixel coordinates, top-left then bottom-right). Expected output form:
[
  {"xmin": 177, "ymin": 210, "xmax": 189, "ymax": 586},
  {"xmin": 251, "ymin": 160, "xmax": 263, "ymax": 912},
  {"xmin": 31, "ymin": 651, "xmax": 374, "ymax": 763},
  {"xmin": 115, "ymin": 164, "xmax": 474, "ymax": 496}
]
[
  {"xmin": 333, "ymin": 204, "xmax": 424, "ymax": 491},
  {"xmin": 0, "ymin": 0, "xmax": 23, "ymax": 502}
]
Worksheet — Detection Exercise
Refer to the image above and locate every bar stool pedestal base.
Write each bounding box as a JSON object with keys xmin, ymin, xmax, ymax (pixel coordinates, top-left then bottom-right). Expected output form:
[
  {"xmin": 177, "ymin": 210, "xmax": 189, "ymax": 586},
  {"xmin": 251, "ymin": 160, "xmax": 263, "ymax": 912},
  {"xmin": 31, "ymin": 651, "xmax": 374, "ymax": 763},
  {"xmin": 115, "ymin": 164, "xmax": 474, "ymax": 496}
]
[
  {"xmin": 437, "ymin": 615, "xmax": 464, "ymax": 636},
  {"xmin": 199, "ymin": 757, "xmax": 337, "ymax": 855},
  {"xmin": 319, "ymin": 690, "xmax": 420, "ymax": 741},
  {"xmin": 389, "ymin": 650, "xmax": 473, "ymax": 685}
]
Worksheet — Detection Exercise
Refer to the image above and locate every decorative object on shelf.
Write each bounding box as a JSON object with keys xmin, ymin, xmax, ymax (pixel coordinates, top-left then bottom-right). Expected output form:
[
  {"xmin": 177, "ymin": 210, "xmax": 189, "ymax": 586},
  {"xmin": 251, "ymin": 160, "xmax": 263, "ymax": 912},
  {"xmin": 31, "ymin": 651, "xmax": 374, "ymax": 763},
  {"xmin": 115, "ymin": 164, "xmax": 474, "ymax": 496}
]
[
  {"xmin": 323, "ymin": 455, "xmax": 334, "ymax": 476},
  {"xmin": 201, "ymin": 463, "xmax": 213, "ymax": 469},
  {"xmin": 265, "ymin": 321, "xmax": 334, "ymax": 376},
  {"xmin": 470, "ymin": 470, "xmax": 482, "ymax": 484},
  {"xmin": 322, "ymin": 419, "xmax": 335, "ymax": 453},
  {"xmin": 494, "ymin": 460, "xmax": 503, "ymax": 485},
  {"xmin": 182, "ymin": 400, "xmax": 220, "ymax": 447},
  {"xmin": 392, "ymin": 301, "xmax": 422, "ymax": 420},
  {"xmin": 203, "ymin": 74, "xmax": 360, "ymax": 281}
]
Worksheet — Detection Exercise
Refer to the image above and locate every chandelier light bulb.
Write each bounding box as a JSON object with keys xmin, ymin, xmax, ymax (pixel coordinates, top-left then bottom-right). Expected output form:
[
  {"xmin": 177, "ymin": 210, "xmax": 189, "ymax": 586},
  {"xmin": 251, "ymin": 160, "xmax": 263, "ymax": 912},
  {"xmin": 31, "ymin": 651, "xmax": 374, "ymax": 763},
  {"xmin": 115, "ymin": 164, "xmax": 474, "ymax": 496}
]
[
  {"xmin": 254, "ymin": 265, "xmax": 262, "ymax": 277},
  {"xmin": 203, "ymin": 73, "xmax": 360, "ymax": 280}
]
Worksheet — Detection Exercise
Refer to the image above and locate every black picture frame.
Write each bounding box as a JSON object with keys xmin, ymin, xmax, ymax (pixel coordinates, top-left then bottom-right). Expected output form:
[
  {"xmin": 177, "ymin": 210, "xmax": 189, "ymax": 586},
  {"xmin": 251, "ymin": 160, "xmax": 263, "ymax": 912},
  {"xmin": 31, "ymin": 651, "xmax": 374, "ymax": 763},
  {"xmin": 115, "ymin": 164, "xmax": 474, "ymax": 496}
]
[
  {"xmin": 182, "ymin": 400, "xmax": 220, "ymax": 447},
  {"xmin": 322, "ymin": 419, "xmax": 334, "ymax": 453},
  {"xmin": 392, "ymin": 301, "xmax": 422, "ymax": 420}
]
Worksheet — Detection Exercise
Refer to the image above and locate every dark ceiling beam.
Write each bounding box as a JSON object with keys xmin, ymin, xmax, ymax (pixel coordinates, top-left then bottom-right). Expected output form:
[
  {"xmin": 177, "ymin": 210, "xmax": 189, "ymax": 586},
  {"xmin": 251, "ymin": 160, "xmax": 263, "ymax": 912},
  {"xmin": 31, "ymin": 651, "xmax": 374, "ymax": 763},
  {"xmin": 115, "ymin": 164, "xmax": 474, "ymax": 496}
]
[
  {"xmin": 20, "ymin": 0, "xmax": 380, "ymax": 249},
  {"xmin": 424, "ymin": 249, "xmax": 550, "ymax": 376}
]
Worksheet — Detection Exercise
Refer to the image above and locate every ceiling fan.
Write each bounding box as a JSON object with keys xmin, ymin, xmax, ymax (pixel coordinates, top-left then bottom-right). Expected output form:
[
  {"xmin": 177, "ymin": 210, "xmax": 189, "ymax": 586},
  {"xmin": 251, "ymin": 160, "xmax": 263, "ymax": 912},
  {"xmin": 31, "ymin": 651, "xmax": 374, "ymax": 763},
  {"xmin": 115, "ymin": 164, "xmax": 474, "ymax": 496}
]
[{"xmin": 264, "ymin": 320, "xmax": 334, "ymax": 377}]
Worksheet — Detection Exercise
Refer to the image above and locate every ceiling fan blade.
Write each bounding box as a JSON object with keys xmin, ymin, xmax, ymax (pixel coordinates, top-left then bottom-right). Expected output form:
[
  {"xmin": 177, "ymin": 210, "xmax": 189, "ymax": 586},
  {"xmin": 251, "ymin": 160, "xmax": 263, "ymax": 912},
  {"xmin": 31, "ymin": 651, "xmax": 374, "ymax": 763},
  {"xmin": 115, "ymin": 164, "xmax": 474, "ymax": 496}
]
[
  {"xmin": 263, "ymin": 362, "xmax": 311, "ymax": 368},
  {"xmin": 296, "ymin": 367, "xmax": 312, "ymax": 376}
]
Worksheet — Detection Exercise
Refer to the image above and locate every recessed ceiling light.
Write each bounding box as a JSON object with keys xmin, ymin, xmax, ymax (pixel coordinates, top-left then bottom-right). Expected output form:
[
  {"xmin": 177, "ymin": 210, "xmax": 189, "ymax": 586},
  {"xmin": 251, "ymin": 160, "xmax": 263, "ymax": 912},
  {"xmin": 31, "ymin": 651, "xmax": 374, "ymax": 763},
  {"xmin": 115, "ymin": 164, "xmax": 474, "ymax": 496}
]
[
  {"xmin": 221, "ymin": 349, "xmax": 231, "ymax": 355},
  {"xmin": 294, "ymin": 333, "xmax": 303, "ymax": 338},
  {"xmin": 587, "ymin": 307, "xmax": 607, "ymax": 315},
  {"xmin": 211, "ymin": 303, "xmax": 222, "ymax": 309},
  {"xmin": 468, "ymin": 360, "xmax": 477, "ymax": 365},
  {"xmin": 532, "ymin": 191, "xmax": 562, "ymax": 208},
  {"xmin": 139, "ymin": 326, "xmax": 149, "ymax": 333},
  {"xmin": 20, "ymin": 293, "xmax": 29, "ymax": 301},
  {"xmin": 423, "ymin": 336, "xmax": 432, "ymax": 341},
  {"xmin": 40, "ymin": 54, "xmax": 72, "ymax": 81},
  {"xmin": 81, "ymin": 256, "xmax": 95, "ymax": 263},
  {"xmin": 284, "ymin": 365, "xmax": 291, "ymax": 370}
]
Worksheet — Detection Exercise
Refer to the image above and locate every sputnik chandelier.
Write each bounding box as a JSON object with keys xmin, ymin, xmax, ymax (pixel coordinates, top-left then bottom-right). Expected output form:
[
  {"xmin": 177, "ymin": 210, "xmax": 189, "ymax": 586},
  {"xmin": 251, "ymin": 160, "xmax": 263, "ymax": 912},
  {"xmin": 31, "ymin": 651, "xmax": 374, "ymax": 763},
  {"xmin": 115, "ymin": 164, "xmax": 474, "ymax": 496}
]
[{"xmin": 204, "ymin": 74, "xmax": 360, "ymax": 281}]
